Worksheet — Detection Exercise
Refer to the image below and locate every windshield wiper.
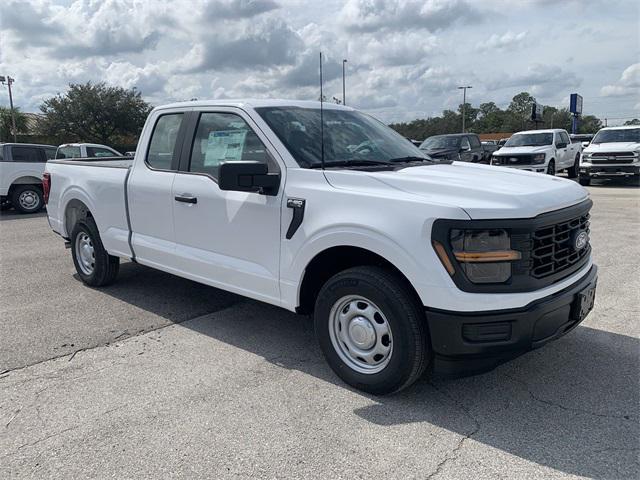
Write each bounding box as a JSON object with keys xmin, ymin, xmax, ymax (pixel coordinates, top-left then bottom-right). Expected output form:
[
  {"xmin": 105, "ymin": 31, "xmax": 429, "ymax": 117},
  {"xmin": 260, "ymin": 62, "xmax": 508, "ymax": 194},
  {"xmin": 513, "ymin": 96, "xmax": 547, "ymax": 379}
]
[
  {"xmin": 388, "ymin": 156, "xmax": 434, "ymax": 163},
  {"xmin": 308, "ymin": 159, "xmax": 394, "ymax": 169}
]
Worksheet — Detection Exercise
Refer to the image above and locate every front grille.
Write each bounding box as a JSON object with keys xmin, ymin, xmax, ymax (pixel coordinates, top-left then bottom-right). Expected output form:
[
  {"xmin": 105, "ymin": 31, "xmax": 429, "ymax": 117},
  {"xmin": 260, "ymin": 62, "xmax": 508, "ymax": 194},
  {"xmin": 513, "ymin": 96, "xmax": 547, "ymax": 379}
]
[
  {"xmin": 493, "ymin": 155, "xmax": 533, "ymax": 166},
  {"xmin": 592, "ymin": 151, "xmax": 635, "ymax": 157},
  {"xmin": 530, "ymin": 212, "xmax": 590, "ymax": 279},
  {"xmin": 592, "ymin": 158, "xmax": 634, "ymax": 164}
]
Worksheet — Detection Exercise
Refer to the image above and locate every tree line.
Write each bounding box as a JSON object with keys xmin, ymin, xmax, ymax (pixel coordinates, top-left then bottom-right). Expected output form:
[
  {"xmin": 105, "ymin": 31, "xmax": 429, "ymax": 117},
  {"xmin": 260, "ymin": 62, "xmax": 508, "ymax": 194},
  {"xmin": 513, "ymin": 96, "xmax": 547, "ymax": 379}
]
[
  {"xmin": 389, "ymin": 92, "xmax": 609, "ymax": 140},
  {"xmin": 1, "ymin": 85, "xmax": 638, "ymax": 147}
]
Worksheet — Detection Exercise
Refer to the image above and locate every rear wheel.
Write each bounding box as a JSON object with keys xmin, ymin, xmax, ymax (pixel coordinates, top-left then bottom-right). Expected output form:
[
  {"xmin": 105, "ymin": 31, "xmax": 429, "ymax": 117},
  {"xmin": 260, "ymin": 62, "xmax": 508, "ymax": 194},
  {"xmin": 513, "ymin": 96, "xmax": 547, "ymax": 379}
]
[
  {"xmin": 70, "ymin": 217, "xmax": 119, "ymax": 287},
  {"xmin": 567, "ymin": 154, "xmax": 580, "ymax": 179},
  {"xmin": 546, "ymin": 160, "xmax": 556, "ymax": 176},
  {"xmin": 11, "ymin": 185, "xmax": 43, "ymax": 214},
  {"xmin": 314, "ymin": 266, "xmax": 430, "ymax": 395}
]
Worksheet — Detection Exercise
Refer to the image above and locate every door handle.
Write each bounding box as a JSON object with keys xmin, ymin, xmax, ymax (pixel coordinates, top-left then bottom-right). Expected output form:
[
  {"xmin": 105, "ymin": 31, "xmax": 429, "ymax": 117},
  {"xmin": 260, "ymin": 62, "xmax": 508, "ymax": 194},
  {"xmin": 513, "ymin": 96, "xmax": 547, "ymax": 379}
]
[{"xmin": 175, "ymin": 195, "xmax": 197, "ymax": 204}]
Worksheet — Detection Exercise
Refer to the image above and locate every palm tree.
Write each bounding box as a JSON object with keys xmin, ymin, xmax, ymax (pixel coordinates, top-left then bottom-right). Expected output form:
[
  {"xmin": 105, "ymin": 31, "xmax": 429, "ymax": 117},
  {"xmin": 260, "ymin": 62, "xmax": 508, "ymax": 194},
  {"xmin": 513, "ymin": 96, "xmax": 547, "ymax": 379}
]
[{"xmin": 0, "ymin": 106, "xmax": 28, "ymax": 142}]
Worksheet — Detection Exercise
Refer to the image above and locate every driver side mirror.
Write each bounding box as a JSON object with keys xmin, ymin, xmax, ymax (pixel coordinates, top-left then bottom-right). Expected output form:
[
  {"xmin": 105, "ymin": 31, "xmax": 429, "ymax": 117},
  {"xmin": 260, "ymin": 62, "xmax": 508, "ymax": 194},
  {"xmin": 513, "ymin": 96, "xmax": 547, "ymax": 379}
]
[
  {"xmin": 556, "ymin": 142, "xmax": 567, "ymax": 149},
  {"xmin": 460, "ymin": 145, "xmax": 471, "ymax": 152},
  {"xmin": 219, "ymin": 161, "xmax": 280, "ymax": 196}
]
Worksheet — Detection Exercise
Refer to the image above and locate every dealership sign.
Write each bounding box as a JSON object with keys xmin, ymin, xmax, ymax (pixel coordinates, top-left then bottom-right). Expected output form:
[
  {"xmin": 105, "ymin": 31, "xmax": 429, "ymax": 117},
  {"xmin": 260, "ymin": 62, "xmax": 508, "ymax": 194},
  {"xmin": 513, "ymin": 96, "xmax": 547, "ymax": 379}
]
[{"xmin": 570, "ymin": 93, "xmax": 583, "ymax": 114}]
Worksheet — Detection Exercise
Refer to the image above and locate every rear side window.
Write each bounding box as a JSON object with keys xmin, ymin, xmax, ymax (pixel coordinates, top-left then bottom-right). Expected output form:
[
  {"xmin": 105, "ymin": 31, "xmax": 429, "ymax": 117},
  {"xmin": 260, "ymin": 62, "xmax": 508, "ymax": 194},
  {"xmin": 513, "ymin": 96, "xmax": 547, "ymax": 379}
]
[
  {"xmin": 147, "ymin": 114, "xmax": 184, "ymax": 170},
  {"xmin": 11, "ymin": 146, "xmax": 43, "ymax": 163},
  {"xmin": 87, "ymin": 146, "xmax": 119, "ymax": 157},
  {"xmin": 56, "ymin": 146, "xmax": 81, "ymax": 159},
  {"xmin": 468, "ymin": 135, "xmax": 481, "ymax": 148},
  {"xmin": 187, "ymin": 112, "xmax": 275, "ymax": 180},
  {"xmin": 44, "ymin": 147, "xmax": 56, "ymax": 160}
]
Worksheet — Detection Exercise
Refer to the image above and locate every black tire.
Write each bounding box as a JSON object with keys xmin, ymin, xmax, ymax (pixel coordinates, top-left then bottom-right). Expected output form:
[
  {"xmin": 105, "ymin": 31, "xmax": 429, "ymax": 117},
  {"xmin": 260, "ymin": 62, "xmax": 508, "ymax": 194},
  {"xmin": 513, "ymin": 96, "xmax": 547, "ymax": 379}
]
[
  {"xmin": 579, "ymin": 177, "xmax": 591, "ymax": 186},
  {"xmin": 10, "ymin": 185, "xmax": 43, "ymax": 214},
  {"xmin": 567, "ymin": 154, "xmax": 580, "ymax": 179},
  {"xmin": 70, "ymin": 217, "xmax": 119, "ymax": 287},
  {"xmin": 546, "ymin": 160, "xmax": 556, "ymax": 176},
  {"xmin": 314, "ymin": 266, "xmax": 430, "ymax": 395}
]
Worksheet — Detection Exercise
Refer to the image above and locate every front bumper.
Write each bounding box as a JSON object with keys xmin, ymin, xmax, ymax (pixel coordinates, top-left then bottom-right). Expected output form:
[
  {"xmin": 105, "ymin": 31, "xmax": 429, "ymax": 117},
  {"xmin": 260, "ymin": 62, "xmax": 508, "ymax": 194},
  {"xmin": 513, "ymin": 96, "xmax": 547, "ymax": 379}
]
[
  {"xmin": 491, "ymin": 163, "xmax": 546, "ymax": 173},
  {"xmin": 580, "ymin": 164, "xmax": 639, "ymax": 178},
  {"xmin": 426, "ymin": 265, "xmax": 597, "ymax": 376}
]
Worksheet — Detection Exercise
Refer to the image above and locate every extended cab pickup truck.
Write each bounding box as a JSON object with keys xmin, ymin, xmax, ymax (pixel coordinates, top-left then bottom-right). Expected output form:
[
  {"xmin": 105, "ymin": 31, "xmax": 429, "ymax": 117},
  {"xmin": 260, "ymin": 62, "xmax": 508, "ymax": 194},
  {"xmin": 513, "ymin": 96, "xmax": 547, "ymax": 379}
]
[
  {"xmin": 45, "ymin": 100, "xmax": 597, "ymax": 394},
  {"xmin": 491, "ymin": 129, "xmax": 582, "ymax": 177}
]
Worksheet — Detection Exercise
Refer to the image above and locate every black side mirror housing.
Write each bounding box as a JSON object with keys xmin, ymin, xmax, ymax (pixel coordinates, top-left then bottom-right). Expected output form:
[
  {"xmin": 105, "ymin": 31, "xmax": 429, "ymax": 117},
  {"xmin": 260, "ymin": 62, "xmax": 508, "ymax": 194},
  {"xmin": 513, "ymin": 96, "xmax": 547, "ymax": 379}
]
[
  {"xmin": 218, "ymin": 161, "xmax": 280, "ymax": 196},
  {"xmin": 556, "ymin": 142, "xmax": 567, "ymax": 149}
]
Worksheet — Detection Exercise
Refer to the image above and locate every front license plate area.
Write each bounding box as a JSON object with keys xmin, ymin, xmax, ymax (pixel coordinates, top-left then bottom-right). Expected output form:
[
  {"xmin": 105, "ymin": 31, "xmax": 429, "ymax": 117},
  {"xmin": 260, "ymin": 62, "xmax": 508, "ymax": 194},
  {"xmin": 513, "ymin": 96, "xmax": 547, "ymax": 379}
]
[{"xmin": 571, "ymin": 284, "xmax": 596, "ymax": 322}]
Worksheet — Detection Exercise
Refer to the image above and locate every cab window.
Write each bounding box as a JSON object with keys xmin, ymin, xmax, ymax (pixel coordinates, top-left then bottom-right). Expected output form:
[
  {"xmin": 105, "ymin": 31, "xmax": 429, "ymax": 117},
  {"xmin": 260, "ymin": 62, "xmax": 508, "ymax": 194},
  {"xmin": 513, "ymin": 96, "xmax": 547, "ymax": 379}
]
[
  {"xmin": 188, "ymin": 112, "xmax": 276, "ymax": 180},
  {"xmin": 146, "ymin": 114, "xmax": 184, "ymax": 170},
  {"xmin": 11, "ymin": 146, "xmax": 43, "ymax": 162},
  {"xmin": 56, "ymin": 146, "xmax": 81, "ymax": 159},
  {"xmin": 87, "ymin": 146, "xmax": 119, "ymax": 158}
]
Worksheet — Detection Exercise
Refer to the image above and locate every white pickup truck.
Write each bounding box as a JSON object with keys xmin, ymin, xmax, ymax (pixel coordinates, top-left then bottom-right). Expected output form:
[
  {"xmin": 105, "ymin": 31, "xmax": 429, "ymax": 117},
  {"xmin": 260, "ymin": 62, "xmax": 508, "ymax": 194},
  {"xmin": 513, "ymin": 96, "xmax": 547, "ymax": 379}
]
[
  {"xmin": 491, "ymin": 129, "xmax": 582, "ymax": 177},
  {"xmin": 579, "ymin": 125, "xmax": 640, "ymax": 185},
  {"xmin": 45, "ymin": 100, "xmax": 597, "ymax": 394}
]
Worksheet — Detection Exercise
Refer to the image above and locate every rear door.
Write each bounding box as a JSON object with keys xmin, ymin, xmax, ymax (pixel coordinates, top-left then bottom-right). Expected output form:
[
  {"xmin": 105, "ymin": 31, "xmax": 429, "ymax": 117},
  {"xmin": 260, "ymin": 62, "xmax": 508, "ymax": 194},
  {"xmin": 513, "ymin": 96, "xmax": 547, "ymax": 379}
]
[
  {"xmin": 555, "ymin": 131, "xmax": 571, "ymax": 167},
  {"xmin": 127, "ymin": 109, "xmax": 189, "ymax": 268},
  {"xmin": 171, "ymin": 108, "xmax": 283, "ymax": 304}
]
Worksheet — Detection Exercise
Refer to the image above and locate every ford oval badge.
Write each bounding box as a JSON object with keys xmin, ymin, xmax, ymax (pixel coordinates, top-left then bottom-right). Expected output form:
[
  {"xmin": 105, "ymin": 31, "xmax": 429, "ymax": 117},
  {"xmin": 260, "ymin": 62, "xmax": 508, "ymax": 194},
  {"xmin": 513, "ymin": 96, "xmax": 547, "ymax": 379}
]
[{"xmin": 574, "ymin": 231, "xmax": 588, "ymax": 251}]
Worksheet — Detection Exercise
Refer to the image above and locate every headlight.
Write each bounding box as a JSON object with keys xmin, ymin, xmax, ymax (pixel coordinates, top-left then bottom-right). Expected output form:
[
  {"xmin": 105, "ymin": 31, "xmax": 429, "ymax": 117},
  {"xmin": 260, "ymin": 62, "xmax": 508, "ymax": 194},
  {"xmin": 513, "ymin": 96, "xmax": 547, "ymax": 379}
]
[
  {"xmin": 491, "ymin": 156, "xmax": 501, "ymax": 165},
  {"xmin": 433, "ymin": 229, "xmax": 521, "ymax": 284},
  {"xmin": 531, "ymin": 153, "xmax": 545, "ymax": 164}
]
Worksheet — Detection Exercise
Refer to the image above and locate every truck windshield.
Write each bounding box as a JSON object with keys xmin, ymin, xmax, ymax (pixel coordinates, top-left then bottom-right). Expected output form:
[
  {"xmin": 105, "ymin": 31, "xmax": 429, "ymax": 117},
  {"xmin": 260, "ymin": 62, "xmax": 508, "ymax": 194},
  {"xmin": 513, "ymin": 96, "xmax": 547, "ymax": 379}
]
[
  {"xmin": 592, "ymin": 128, "xmax": 640, "ymax": 144},
  {"xmin": 419, "ymin": 136, "xmax": 461, "ymax": 149},
  {"xmin": 505, "ymin": 133, "xmax": 553, "ymax": 147},
  {"xmin": 255, "ymin": 106, "xmax": 430, "ymax": 168}
]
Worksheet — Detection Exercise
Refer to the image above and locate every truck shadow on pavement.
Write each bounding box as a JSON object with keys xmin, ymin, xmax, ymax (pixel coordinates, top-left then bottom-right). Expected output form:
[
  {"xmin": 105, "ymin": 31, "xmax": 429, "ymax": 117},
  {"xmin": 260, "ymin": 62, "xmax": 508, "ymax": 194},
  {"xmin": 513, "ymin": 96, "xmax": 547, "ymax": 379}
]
[
  {"xmin": 0, "ymin": 210, "xmax": 48, "ymax": 221},
  {"xmin": 100, "ymin": 263, "xmax": 639, "ymax": 479}
]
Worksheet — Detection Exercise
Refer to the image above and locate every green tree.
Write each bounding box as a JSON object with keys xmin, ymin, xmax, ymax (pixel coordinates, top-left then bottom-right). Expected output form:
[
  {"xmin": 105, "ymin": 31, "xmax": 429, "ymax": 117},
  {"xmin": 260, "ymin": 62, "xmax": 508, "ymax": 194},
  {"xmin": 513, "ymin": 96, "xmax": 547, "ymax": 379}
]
[
  {"xmin": 624, "ymin": 118, "xmax": 640, "ymax": 126},
  {"xmin": 40, "ymin": 82, "xmax": 153, "ymax": 145},
  {"xmin": 0, "ymin": 106, "xmax": 28, "ymax": 142},
  {"xmin": 579, "ymin": 115, "xmax": 603, "ymax": 133},
  {"xmin": 506, "ymin": 92, "xmax": 536, "ymax": 131}
]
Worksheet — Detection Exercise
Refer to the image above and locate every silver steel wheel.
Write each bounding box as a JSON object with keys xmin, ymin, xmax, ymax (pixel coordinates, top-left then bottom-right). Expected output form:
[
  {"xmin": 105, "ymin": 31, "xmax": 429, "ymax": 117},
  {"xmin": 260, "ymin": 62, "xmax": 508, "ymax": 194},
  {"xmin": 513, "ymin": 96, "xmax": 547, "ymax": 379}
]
[
  {"xmin": 329, "ymin": 295, "xmax": 393, "ymax": 374},
  {"xmin": 75, "ymin": 232, "xmax": 95, "ymax": 275},
  {"xmin": 18, "ymin": 190, "xmax": 40, "ymax": 210}
]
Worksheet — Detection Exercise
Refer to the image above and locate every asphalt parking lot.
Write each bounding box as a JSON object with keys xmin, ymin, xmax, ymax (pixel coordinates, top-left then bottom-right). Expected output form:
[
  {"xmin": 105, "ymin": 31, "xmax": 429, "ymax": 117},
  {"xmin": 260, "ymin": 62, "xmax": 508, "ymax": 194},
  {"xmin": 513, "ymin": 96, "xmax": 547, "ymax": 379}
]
[{"xmin": 1, "ymin": 181, "xmax": 638, "ymax": 479}]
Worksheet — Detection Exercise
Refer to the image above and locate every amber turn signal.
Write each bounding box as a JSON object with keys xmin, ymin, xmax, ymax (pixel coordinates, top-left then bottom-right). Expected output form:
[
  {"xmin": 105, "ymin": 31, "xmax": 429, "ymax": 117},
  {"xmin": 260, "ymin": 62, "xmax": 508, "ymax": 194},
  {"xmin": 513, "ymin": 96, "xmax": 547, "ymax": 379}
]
[
  {"xmin": 432, "ymin": 241, "xmax": 455, "ymax": 276},
  {"xmin": 453, "ymin": 250, "xmax": 522, "ymax": 263}
]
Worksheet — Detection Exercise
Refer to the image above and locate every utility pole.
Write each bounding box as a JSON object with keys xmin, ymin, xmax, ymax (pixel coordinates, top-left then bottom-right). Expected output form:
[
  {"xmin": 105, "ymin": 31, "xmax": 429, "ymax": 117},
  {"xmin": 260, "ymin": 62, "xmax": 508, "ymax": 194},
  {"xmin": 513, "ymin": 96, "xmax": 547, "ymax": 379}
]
[
  {"xmin": 0, "ymin": 75, "xmax": 17, "ymax": 142},
  {"xmin": 457, "ymin": 85, "xmax": 472, "ymax": 133},
  {"xmin": 342, "ymin": 59, "xmax": 347, "ymax": 106}
]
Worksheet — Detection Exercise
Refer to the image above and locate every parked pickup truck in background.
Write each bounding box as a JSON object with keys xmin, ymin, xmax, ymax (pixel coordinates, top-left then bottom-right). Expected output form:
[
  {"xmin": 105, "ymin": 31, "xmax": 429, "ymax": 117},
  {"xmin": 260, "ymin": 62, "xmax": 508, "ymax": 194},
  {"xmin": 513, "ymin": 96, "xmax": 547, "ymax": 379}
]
[
  {"xmin": 491, "ymin": 128, "xmax": 582, "ymax": 177},
  {"xmin": 1, "ymin": 142, "xmax": 57, "ymax": 213},
  {"xmin": 55, "ymin": 143, "xmax": 122, "ymax": 159},
  {"xmin": 419, "ymin": 133, "xmax": 485, "ymax": 163},
  {"xmin": 579, "ymin": 126, "xmax": 640, "ymax": 185},
  {"xmin": 45, "ymin": 100, "xmax": 597, "ymax": 394}
]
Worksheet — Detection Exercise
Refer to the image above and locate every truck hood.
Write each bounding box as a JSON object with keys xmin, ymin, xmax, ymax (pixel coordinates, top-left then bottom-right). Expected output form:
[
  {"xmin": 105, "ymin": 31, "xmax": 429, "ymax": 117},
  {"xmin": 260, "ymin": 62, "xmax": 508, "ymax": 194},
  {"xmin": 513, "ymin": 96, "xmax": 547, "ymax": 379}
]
[
  {"xmin": 494, "ymin": 145, "xmax": 549, "ymax": 155},
  {"xmin": 584, "ymin": 142, "xmax": 640, "ymax": 153},
  {"xmin": 324, "ymin": 162, "xmax": 588, "ymax": 219}
]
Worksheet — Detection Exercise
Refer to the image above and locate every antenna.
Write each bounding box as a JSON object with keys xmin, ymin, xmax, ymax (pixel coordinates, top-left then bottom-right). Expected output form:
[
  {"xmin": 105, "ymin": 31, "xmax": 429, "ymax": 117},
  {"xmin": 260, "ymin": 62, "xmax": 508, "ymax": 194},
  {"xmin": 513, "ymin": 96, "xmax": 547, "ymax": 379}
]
[{"xmin": 319, "ymin": 51, "xmax": 325, "ymax": 170}]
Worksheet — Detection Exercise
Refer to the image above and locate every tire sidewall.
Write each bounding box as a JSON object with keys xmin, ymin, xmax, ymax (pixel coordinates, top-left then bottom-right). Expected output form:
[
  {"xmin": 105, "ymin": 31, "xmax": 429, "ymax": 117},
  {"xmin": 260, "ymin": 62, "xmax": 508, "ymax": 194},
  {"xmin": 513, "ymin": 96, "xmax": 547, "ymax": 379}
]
[
  {"xmin": 70, "ymin": 219, "xmax": 111, "ymax": 286},
  {"xmin": 12, "ymin": 186, "xmax": 43, "ymax": 213},
  {"xmin": 547, "ymin": 160, "xmax": 555, "ymax": 175},
  {"xmin": 314, "ymin": 271, "xmax": 426, "ymax": 394}
]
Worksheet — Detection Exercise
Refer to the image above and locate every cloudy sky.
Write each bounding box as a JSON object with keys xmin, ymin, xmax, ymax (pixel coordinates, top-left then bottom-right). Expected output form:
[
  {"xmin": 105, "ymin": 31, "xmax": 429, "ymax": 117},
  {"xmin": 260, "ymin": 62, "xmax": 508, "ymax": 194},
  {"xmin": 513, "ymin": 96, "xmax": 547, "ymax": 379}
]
[{"xmin": 1, "ymin": 0, "xmax": 638, "ymax": 124}]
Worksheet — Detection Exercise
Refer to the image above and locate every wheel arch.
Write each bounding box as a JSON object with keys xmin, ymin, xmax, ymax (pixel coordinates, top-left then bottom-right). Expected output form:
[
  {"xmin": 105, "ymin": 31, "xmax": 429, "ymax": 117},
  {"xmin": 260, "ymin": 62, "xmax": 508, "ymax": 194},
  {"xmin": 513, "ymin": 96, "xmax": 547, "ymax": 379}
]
[
  {"xmin": 8, "ymin": 176, "xmax": 42, "ymax": 193},
  {"xmin": 63, "ymin": 198, "xmax": 94, "ymax": 238},
  {"xmin": 296, "ymin": 245, "xmax": 422, "ymax": 315}
]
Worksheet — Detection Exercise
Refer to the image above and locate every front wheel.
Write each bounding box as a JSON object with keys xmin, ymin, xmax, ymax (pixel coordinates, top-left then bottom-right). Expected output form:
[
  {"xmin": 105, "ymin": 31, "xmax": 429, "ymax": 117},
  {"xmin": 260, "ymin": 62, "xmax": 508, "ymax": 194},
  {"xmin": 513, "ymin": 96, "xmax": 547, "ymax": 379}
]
[
  {"xmin": 579, "ymin": 177, "xmax": 591, "ymax": 186},
  {"xmin": 11, "ymin": 185, "xmax": 43, "ymax": 214},
  {"xmin": 567, "ymin": 154, "xmax": 580, "ymax": 179},
  {"xmin": 546, "ymin": 160, "xmax": 556, "ymax": 176},
  {"xmin": 70, "ymin": 217, "xmax": 120, "ymax": 287},
  {"xmin": 314, "ymin": 266, "xmax": 430, "ymax": 395}
]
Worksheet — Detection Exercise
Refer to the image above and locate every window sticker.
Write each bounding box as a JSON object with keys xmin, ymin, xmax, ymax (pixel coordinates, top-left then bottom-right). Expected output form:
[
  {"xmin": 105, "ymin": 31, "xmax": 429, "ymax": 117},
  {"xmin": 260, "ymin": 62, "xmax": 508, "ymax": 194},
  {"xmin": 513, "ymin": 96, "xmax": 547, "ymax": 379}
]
[{"xmin": 204, "ymin": 130, "xmax": 247, "ymax": 166}]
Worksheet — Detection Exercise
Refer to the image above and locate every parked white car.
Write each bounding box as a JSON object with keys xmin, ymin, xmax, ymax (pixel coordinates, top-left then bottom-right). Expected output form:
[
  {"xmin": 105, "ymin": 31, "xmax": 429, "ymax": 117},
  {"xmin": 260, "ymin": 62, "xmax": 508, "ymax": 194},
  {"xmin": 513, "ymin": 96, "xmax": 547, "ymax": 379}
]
[
  {"xmin": 491, "ymin": 129, "xmax": 582, "ymax": 177},
  {"xmin": 55, "ymin": 143, "xmax": 122, "ymax": 159},
  {"xmin": 44, "ymin": 100, "xmax": 597, "ymax": 394},
  {"xmin": 579, "ymin": 126, "xmax": 640, "ymax": 185},
  {"xmin": 0, "ymin": 143, "xmax": 57, "ymax": 213}
]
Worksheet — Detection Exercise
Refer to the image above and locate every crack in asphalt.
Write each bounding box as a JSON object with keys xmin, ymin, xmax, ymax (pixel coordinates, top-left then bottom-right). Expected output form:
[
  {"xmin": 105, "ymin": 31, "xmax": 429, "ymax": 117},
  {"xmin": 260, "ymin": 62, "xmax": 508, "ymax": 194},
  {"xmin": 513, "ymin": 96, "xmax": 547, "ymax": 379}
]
[
  {"xmin": 425, "ymin": 382, "xmax": 481, "ymax": 479},
  {"xmin": 501, "ymin": 372, "xmax": 636, "ymax": 421},
  {"xmin": 0, "ymin": 306, "xmax": 240, "ymax": 380}
]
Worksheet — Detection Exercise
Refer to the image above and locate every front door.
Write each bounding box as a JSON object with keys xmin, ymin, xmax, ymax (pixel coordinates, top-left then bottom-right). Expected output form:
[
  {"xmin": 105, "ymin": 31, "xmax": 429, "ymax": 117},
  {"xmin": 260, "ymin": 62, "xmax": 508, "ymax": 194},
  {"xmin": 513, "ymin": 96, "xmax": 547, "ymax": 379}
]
[{"xmin": 171, "ymin": 109, "xmax": 283, "ymax": 304}]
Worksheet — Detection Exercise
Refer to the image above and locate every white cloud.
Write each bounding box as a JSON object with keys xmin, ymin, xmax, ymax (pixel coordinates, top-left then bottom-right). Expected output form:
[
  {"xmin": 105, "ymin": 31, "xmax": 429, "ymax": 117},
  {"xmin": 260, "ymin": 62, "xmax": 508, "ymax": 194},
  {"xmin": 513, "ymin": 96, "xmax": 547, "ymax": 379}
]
[
  {"xmin": 476, "ymin": 31, "xmax": 528, "ymax": 52},
  {"xmin": 600, "ymin": 63, "xmax": 640, "ymax": 97}
]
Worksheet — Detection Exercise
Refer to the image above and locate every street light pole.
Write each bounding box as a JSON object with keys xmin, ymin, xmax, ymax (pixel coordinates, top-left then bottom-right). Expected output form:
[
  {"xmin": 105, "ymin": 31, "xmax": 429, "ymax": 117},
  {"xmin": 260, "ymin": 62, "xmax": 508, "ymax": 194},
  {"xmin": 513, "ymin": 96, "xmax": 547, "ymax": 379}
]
[
  {"xmin": 457, "ymin": 85, "xmax": 472, "ymax": 133},
  {"xmin": 0, "ymin": 75, "xmax": 17, "ymax": 142},
  {"xmin": 342, "ymin": 59, "xmax": 347, "ymax": 106}
]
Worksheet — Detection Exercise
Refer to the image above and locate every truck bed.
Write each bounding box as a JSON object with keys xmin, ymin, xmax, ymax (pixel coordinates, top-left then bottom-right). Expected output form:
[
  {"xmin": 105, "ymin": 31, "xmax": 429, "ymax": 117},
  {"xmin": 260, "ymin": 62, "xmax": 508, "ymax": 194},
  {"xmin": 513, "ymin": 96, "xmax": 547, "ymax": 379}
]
[{"xmin": 48, "ymin": 156, "xmax": 134, "ymax": 169}]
